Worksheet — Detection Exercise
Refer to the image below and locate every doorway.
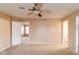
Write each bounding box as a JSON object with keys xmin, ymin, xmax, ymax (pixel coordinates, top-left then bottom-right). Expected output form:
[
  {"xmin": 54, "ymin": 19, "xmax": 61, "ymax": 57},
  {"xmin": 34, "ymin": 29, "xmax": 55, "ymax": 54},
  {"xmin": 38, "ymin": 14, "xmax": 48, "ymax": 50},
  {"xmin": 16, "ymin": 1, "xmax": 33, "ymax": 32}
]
[
  {"xmin": 75, "ymin": 16, "xmax": 79, "ymax": 53},
  {"xmin": 12, "ymin": 21, "xmax": 21, "ymax": 46},
  {"xmin": 12, "ymin": 21, "xmax": 30, "ymax": 46},
  {"xmin": 21, "ymin": 22, "xmax": 30, "ymax": 44},
  {"xmin": 63, "ymin": 20, "xmax": 68, "ymax": 47}
]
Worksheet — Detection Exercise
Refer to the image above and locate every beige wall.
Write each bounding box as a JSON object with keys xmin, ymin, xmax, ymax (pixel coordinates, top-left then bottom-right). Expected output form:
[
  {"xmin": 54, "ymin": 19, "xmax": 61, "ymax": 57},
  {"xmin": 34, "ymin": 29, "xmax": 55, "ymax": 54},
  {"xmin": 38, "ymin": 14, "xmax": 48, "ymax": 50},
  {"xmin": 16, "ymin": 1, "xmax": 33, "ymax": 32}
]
[
  {"xmin": 0, "ymin": 12, "xmax": 11, "ymax": 52},
  {"xmin": 21, "ymin": 18, "xmax": 62, "ymax": 45},
  {"xmin": 63, "ymin": 10, "xmax": 79, "ymax": 52}
]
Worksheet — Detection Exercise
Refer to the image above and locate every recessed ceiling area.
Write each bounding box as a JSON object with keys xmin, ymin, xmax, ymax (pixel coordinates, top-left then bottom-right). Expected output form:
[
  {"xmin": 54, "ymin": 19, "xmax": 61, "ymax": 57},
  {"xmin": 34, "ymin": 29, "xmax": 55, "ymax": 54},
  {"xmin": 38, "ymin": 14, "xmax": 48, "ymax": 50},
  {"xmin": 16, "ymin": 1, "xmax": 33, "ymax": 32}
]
[{"xmin": 0, "ymin": 3, "xmax": 79, "ymax": 19}]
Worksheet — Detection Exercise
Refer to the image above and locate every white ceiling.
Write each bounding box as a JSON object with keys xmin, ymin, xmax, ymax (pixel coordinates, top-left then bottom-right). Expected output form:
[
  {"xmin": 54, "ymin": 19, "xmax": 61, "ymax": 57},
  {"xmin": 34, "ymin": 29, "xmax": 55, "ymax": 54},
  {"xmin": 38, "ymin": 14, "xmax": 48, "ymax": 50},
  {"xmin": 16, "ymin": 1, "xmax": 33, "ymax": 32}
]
[{"xmin": 0, "ymin": 3, "xmax": 79, "ymax": 18}]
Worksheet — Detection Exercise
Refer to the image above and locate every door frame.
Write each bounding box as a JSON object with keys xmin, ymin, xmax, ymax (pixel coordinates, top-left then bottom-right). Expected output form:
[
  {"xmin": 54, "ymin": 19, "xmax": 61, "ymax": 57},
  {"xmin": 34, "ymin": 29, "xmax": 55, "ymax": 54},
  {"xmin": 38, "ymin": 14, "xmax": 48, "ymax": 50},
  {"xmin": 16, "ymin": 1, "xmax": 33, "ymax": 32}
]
[
  {"xmin": 75, "ymin": 16, "xmax": 79, "ymax": 53},
  {"xmin": 62, "ymin": 20, "xmax": 68, "ymax": 46},
  {"xmin": 10, "ymin": 20, "xmax": 12, "ymax": 46},
  {"xmin": 11, "ymin": 21, "xmax": 21, "ymax": 46}
]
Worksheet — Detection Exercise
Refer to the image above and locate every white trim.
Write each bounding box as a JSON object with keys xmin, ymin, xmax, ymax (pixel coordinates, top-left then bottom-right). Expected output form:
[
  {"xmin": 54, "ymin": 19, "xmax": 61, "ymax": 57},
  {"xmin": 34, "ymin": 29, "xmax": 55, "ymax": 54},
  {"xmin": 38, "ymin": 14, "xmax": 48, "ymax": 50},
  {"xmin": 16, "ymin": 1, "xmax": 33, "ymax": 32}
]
[
  {"xmin": 75, "ymin": 16, "xmax": 79, "ymax": 53},
  {"xmin": 68, "ymin": 47, "xmax": 78, "ymax": 55},
  {"xmin": 0, "ymin": 45, "xmax": 10, "ymax": 52},
  {"xmin": 20, "ymin": 42, "xmax": 60, "ymax": 45},
  {"xmin": 62, "ymin": 20, "xmax": 68, "ymax": 45}
]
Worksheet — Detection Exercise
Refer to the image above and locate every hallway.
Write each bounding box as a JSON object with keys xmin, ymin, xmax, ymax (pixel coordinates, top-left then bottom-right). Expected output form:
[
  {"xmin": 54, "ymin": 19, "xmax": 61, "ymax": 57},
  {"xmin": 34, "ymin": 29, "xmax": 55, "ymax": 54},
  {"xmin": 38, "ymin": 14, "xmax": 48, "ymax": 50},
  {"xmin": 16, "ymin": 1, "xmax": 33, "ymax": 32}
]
[{"xmin": 0, "ymin": 44, "xmax": 76, "ymax": 55}]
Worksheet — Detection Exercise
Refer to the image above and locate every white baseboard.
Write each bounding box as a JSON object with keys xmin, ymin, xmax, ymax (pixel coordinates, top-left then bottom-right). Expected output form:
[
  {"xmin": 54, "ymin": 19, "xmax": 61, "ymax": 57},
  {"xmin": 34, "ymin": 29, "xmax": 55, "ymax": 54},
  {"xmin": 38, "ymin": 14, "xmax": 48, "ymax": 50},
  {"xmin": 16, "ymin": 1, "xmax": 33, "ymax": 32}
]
[
  {"xmin": 28, "ymin": 43, "xmax": 58, "ymax": 45},
  {"xmin": 0, "ymin": 45, "xmax": 10, "ymax": 52},
  {"xmin": 68, "ymin": 47, "xmax": 79, "ymax": 55}
]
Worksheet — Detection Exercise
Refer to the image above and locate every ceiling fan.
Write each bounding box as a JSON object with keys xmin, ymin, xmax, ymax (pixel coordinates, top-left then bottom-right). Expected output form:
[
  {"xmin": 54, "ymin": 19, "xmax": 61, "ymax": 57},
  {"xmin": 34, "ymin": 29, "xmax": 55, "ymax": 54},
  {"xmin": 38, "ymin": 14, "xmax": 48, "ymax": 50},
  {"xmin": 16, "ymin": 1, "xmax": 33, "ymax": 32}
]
[{"xmin": 19, "ymin": 3, "xmax": 51, "ymax": 17}]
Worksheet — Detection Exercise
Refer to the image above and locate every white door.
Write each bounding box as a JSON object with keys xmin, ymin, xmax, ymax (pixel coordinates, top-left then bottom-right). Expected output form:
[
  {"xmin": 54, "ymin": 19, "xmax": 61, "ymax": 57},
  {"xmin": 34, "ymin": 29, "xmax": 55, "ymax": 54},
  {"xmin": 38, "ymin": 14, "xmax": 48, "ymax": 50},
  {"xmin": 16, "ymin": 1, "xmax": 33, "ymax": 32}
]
[{"xmin": 12, "ymin": 21, "xmax": 21, "ymax": 46}]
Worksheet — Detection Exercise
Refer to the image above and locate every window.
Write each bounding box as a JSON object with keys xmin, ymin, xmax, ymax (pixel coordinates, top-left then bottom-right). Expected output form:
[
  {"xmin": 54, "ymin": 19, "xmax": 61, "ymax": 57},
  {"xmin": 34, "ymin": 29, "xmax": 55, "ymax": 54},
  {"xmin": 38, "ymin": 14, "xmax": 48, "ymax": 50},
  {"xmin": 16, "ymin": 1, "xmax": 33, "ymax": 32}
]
[{"xmin": 21, "ymin": 23, "xmax": 29, "ymax": 37}]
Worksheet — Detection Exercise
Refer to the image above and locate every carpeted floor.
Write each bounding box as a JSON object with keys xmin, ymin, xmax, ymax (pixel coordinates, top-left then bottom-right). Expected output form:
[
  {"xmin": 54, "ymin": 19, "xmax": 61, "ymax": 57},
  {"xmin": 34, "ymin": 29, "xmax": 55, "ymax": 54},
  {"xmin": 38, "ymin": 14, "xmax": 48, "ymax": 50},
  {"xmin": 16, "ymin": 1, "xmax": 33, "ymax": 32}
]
[{"xmin": 0, "ymin": 44, "xmax": 77, "ymax": 55}]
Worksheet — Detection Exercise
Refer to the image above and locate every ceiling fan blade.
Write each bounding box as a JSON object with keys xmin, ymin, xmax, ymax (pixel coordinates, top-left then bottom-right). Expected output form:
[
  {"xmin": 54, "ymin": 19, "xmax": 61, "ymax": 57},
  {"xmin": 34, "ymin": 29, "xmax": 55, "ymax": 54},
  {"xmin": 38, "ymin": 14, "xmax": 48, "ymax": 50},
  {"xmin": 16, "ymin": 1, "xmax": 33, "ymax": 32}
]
[
  {"xmin": 27, "ymin": 12, "xmax": 33, "ymax": 15},
  {"xmin": 34, "ymin": 3, "xmax": 38, "ymax": 7},
  {"xmin": 28, "ymin": 9, "xmax": 33, "ymax": 11},
  {"xmin": 28, "ymin": 7, "xmax": 36, "ymax": 11},
  {"xmin": 34, "ymin": 3, "xmax": 43, "ymax": 10},
  {"xmin": 19, "ymin": 7, "xmax": 25, "ymax": 9},
  {"xmin": 37, "ymin": 3, "xmax": 43, "ymax": 9}
]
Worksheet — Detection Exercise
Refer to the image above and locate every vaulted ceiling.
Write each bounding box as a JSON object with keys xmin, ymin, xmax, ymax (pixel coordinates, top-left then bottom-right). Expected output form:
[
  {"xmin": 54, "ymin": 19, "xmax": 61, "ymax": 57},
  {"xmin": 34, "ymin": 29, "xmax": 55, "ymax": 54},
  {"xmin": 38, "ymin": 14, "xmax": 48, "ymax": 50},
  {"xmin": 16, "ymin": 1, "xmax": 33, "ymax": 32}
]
[{"xmin": 0, "ymin": 3, "xmax": 79, "ymax": 18}]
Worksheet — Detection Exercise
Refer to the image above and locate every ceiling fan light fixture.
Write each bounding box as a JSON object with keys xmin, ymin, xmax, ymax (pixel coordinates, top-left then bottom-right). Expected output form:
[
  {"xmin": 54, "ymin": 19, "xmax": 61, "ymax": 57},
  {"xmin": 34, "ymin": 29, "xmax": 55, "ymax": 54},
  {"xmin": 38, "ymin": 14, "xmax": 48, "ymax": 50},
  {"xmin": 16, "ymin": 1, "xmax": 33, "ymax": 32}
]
[{"xmin": 33, "ymin": 11, "xmax": 40, "ymax": 15}]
